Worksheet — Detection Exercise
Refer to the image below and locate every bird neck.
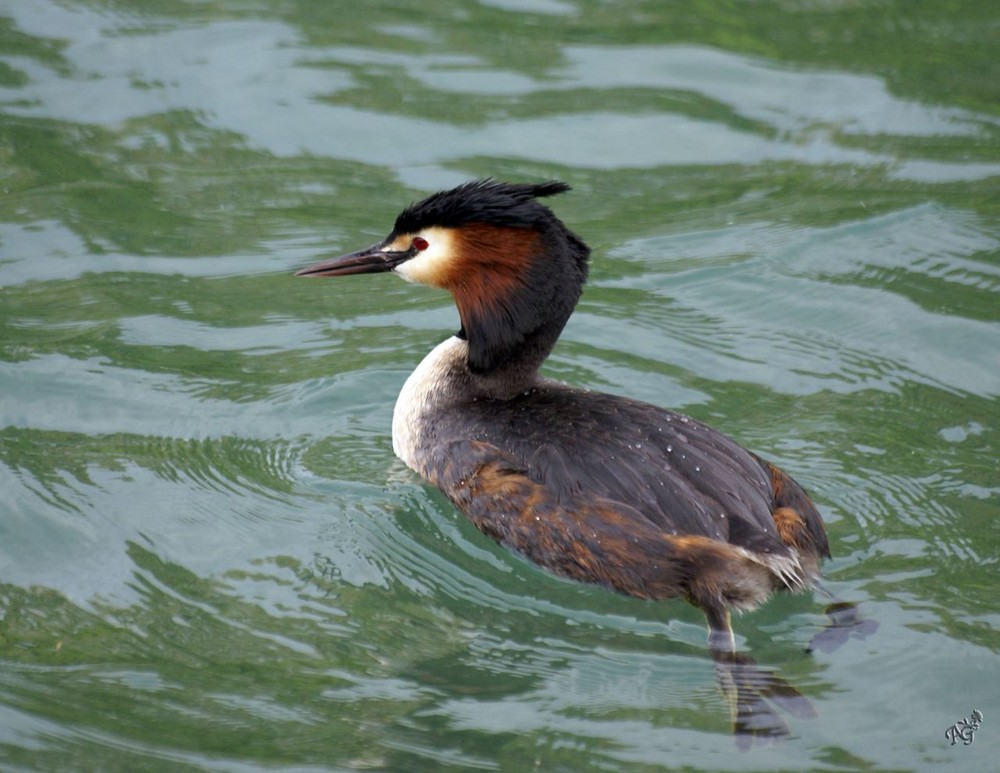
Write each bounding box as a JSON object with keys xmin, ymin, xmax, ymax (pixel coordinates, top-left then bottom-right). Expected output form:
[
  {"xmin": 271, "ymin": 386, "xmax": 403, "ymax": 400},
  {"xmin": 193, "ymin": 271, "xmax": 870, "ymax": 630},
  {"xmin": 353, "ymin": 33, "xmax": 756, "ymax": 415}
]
[
  {"xmin": 450, "ymin": 224, "xmax": 590, "ymax": 395},
  {"xmin": 457, "ymin": 321, "xmax": 560, "ymax": 399}
]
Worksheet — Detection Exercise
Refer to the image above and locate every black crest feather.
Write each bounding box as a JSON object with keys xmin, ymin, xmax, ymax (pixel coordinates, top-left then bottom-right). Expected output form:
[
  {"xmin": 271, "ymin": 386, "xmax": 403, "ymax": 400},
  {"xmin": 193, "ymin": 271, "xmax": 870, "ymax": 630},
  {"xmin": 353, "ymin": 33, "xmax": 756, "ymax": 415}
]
[{"xmin": 392, "ymin": 179, "xmax": 571, "ymax": 235}]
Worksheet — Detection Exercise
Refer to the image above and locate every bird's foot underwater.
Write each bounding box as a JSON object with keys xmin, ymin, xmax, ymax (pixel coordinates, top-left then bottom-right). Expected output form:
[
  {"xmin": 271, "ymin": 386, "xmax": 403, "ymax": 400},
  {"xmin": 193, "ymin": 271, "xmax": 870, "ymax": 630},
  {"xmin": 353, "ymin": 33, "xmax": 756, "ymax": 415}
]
[
  {"xmin": 711, "ymin": 648, "xmax": 817, "ymax": 750},
  {"xmin": 807, "ymin": 601, "xmax": 878, "ymax": 654}
]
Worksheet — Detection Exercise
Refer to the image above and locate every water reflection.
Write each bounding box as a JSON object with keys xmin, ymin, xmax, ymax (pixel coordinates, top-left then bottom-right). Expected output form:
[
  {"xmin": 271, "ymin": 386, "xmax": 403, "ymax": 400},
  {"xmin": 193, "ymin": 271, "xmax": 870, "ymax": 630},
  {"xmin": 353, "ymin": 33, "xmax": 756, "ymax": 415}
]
[{"xmin": 5, "ymin": 3, "xmax": 998, "ymax": 183}]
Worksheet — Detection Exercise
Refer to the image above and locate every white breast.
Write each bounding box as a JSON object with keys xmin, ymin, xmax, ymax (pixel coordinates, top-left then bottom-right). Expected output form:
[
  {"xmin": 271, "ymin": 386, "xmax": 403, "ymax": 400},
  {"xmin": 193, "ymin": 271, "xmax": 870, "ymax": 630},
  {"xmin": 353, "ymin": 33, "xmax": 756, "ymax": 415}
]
[{"xmin": 391, "ymin": 335, "xmax": 469, "ymax": 472}]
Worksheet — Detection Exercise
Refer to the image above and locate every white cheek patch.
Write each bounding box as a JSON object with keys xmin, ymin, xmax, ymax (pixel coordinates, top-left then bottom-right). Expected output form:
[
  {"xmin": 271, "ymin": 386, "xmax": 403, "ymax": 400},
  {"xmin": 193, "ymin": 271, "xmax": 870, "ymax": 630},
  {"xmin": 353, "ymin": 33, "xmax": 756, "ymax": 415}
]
[{"xmin": 394, "ymin": 226, "xmax": 456, "ymax": 287}]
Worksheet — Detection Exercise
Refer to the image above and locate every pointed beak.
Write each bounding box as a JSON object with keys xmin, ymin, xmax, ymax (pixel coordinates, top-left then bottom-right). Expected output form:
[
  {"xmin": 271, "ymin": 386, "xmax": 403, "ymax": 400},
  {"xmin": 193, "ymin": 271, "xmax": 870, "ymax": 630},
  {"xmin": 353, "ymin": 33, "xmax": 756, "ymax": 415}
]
[{"xmin": 294, "ymin": 243, "xmax": 411, "ymax": 278}]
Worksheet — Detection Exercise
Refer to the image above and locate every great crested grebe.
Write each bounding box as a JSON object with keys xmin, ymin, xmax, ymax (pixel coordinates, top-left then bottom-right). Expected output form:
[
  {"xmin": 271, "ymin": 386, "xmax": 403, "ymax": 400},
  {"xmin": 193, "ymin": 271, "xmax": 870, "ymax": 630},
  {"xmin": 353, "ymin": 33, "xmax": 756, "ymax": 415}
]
[{"xmin": 297, "ymin": 180, "xmax": 868, "ymax": 741}]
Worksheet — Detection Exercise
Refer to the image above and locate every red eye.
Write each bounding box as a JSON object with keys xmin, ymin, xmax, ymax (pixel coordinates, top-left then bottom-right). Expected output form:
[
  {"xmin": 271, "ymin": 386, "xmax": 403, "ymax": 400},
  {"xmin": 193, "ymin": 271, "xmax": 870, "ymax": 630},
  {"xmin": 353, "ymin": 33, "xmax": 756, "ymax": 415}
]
[{"xmin": 412, "ymin": 236, "xmax": 429, "ymax": 252}]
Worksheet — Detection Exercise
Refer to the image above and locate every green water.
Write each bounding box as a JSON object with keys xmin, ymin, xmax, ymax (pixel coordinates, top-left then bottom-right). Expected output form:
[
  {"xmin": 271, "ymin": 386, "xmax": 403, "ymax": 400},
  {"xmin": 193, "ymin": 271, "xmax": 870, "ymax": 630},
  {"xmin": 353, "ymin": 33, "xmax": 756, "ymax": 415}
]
[{"xmin": 1, "ymin": 1, "xmax": 998, "ymax": 771}]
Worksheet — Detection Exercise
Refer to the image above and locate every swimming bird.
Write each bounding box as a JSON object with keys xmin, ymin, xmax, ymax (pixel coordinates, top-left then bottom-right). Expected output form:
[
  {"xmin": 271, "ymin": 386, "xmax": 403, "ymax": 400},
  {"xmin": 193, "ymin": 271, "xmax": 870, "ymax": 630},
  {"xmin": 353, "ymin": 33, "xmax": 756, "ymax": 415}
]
[{"xmin": 297, "ymin": 179, "xmax": 863, "ymax": 740}]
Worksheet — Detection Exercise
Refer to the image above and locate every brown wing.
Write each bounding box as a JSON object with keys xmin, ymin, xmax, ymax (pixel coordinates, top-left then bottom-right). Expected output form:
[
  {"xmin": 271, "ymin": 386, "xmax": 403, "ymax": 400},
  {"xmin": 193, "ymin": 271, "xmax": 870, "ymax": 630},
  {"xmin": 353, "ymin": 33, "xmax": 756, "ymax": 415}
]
[
  {"xmin": 432, "ymin": 385, "xmax": 822, "ymax": 561},
  {"xmin": 424, "ymin": 438, "xmax": 782, "ymax": 610},
  {"xmin": 760, "ymin": 460, "xmax": 830, "ymax": 559}
]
